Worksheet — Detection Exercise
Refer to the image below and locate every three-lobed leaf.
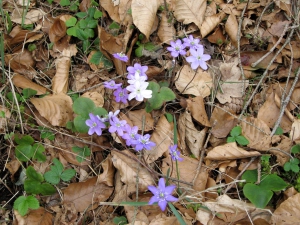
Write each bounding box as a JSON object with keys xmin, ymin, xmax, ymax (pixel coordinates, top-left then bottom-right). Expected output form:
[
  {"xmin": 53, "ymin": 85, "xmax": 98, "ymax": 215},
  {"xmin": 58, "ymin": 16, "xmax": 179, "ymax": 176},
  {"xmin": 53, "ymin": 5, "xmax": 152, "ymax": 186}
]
[
  {"xmin": 235, "ymin": 135, "xmax": 249, "ymax": 146},
  {"xmin": 14, "ymin": 195, "xmax": 39, "ymax": 216},
  {"xmin": 230, "ymin": 126, "xmax": 241, "ymax": 137},
  {"xmin": 72, "ymin": 146, "xmax": 91, "ymax": 162}
]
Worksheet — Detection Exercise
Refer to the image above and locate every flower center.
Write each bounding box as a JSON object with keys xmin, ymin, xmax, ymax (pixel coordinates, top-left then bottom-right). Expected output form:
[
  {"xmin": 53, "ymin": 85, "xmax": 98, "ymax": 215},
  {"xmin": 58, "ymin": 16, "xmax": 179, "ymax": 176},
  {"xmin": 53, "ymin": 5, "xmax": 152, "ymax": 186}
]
[
  {"xmin": 116, "ymin": 122, "xmax": 121, "ymax": 127},
  {"xmin": 119, "ymin": 92, "xmax": 124, "ymax": 97},
  {"xmin": 175, "ymin": 46, "xmax": 180, "ymax": 51},
  {"xmin": 172, "ymin": 151, "xmax": 178, "ymax": 157},
  {"xmin": 159, "ymin": 192, "xmax": 165, "ymax": 199},
  {"xmin": 141, "ymin": 139, "xmax": 146, "ymax": 144},
  {"xmin": 136, "ymin": 69, "xmax": 140, "ymax": 74},
  {"xmin": 191, "ymin": 41, "xmax": 195, "ymax": 45},
  {"xmin": 197, "ymin": 56, "xmax": 202, "ymax": 60},
  {"xmin": 92, "ymin": 122, "xmax": 97, "ymax": 127}
]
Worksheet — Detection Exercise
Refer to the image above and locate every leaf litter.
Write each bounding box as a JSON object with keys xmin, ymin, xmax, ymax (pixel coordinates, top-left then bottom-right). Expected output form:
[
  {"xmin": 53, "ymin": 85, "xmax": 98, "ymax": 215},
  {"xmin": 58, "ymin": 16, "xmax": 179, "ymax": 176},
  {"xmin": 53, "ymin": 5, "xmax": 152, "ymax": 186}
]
[{"xmin": 0, "ymin": 0, "xmax": 300, "ymax": 224}]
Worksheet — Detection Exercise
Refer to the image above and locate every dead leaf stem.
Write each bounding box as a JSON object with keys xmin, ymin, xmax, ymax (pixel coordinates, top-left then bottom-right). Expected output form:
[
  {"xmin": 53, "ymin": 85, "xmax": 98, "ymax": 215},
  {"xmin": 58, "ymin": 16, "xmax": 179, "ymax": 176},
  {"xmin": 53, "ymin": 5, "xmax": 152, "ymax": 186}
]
[{"xmin": 181, "ymin": 68, "xmax": 198, "ymax": 94}]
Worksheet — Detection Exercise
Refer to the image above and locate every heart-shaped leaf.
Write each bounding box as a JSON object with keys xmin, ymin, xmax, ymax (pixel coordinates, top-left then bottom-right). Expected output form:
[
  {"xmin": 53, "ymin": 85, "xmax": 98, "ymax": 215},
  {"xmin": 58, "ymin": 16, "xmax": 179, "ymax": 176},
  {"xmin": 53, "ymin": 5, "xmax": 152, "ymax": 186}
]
[
  {"xmin": 259, "ymin": 174, "xmax": 288, "ymax": 191},
  {"xmin": 243, "ymin": 183, "xmax": 273, "ymax": 208}
]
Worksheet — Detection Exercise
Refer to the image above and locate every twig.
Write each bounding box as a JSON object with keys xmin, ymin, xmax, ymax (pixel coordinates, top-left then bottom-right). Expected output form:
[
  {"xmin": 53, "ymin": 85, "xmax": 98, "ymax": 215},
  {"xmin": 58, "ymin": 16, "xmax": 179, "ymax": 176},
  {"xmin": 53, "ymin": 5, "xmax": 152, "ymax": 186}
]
[
  {"xmin": 270, "ymin": 48, "xmax": 300, "ymax": 136},
  {"xmin": 254, "ymin": 1, "xmax": 275, "ymax": 36},
  {"xmin": 251, "ymin": 24, "xmax": 289, "ymax": 68}
]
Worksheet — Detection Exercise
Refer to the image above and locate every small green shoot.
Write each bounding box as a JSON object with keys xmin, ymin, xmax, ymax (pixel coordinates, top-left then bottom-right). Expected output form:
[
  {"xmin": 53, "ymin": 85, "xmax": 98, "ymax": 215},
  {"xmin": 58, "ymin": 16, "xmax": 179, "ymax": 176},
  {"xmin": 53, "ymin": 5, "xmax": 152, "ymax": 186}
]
[
  {"xmin": 284, "ymin": 158, "xmax": 300, "ymax": 173},
  {"xmin": 113, "ymin": 216, "xmax": 127, "ymax": 225},
  {"xmin": 89, "ymin": 51, "xmax": 113, "ymax": 70},
  {"xmin": 13, "ymin": 195, "xmax": 39, "ymax": 216},
  {"xmin": 242, "ymin": 170, "xmax": 287, "ymax": 208},
  {"xmin": 72, "ymin": 146, "xmax": 91, "ymax": 162},
  {"xmin": 44, "ymin": 158, "xmax": 76, "ymax": 184},
  {"xmin": 38, "ymin": 126, "xmax": 55, "ymax": 141},
  {"xmin": 227, "ymin": 126, "xmax": 249, "ymax": 146}
]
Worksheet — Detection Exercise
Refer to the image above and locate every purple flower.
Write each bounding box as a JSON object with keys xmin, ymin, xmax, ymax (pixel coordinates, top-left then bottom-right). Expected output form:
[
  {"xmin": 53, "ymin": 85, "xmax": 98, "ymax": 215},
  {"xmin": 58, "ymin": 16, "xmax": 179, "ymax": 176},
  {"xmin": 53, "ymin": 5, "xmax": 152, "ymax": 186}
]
[
  {"xmin": 167, "ymin": 39, "xmax": 186, "ymax": 57},
  {"xmin": 113, "ymin": 52, "xmax": 129, "ymax": 62},
  {"xmin": 85, "ymin": 113, "xmax": 106, "ymax": 136},
  {"xmin": 122, "ymin": 125, "xmax": 139, "ymax": 146},
  {"xmin": 127, "ymin": 63, "xmax": 148, "ymax": 78},
  {"xmin": 114, "ymin": 87, "xmax": 128, "ymax": 104},
  {"xmin": 169, "ymin": 145, "xmax": 183, "ymax": 161},
  {"xmin": 126, "ymin": 81, "xmax": 152, "ymax": 102},
  {"xmin": 183, "ymin": 35, "xmax": 202, "ymax": 50},
  {"xmin": 101, "ymin": 110, "xmax": 120, "ymax": 123},
  {"xmin": 148, "ymin": 178, "xmax": 178, "ymax": 211},
  {"xmin": 186, "ymin": 47, "xmax": 211, "ymax": 70},
  {"xmin": 134, "ymin": 134, "xmax": 156, "ymax": 151},
  {"xmin": 109, "ymin": 117, "xmax": 127, "ymax": 136},
  {"xmin": 103, "ymin": 80, "xmax": 122, "ymax": 90}
]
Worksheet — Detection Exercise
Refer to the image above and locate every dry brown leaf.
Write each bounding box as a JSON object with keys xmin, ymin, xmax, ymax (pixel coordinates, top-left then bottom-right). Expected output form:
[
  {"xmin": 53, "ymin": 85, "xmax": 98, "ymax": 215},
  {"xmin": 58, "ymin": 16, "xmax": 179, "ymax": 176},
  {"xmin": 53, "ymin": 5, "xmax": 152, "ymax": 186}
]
[
  {"xmin": 157, "ymin": 11, "xmax": 176, "ymax": 44},
  {"xmin": 30, "ymin": 93, "xmax": 73, "ymax": 127},
  {"xmin": 207, "ymin": 26, "xmax": 226, "ymax": 45},
  {"xmin": 14, "ymin": 207, "xmax": 53, "ymax": 225},
  {"xmin": 200, "ymin": 12, "xmax": 226, "ymax": 37},
  {"xmin": 145, "ymin": 115, "xmax": 173, "ymax": 163},
  {"xmin": 271, "ymin": 193, "xmax": 300, "ymax": 224},
  {"xmin": 241, "ymin": 116, "xmax": 272, "ymax": 151},
  {"xmin": 125, "ymin": 205, "xmax": 149, "ymax": 224},
  {"xmin": 52, "ymin": 46, "xmax": 77, "ymax": 94},
  {"xmin": 132, "ymin": 0, "xmax": 159, "ymax": 39},
  {"xmin": 270, "ymin": 135, "xmax": 293, "ymax": 166},
  {"xmin": 12, "ymin": 74, "xmax": 47, "ymax": 95},
  {"xmin": 186, "ymin": 96, "xmax": 211, "ymax": 127},
  {"xmin": 63, "ymin": 176, "xmax": 114, "ymax": 212},
  {"xmin": 206, "ymin": 142, "xmax": 261, "ymax": 160},
  {"xmin": 11, "ymin": 8, "xmax": 46, "ymax": 24},
  {"xmin": 241, "ymin": 51, "xmax": 278, "ymax": 70},
  {"xmin": 111, "ymin": 150, "xmax": 154, "ymax": 191},
  {"xmin": 98, "ymin": 155, "xmax": 115, "ymax": 186},
  {"xmin": 5, "ymin": 49, "xmax": 36, "ymax": 78},
  {"xmin": 175, "ymin": 65, "xmax": 212, "ymax": 97},
  {"xmin": 125, "ymin": 109, "xmax": 154, "ymax": 132},
  {"xmin": 224, "ymin": 14, "xmax": 238, "ymax": 47},
  {"xmin": 49, "ymin": 17, "xmax": 70, "ymax": 52},
  {"xmin": 210, "ymin": 107, "xmax": 238, "ymax": 138},
  {"xmin": 290, "ymin": 119, "xmax": 300, "ymax": 143},
  {"xmin": 81, "ymin": 92, "xmax": 104, "ymax": 107},
  {"xmin": 174, "ymin": 0, "xmax": 206, "ymax": 30},
  {"xmin": 112, "ymin": 183, "xmax": 136, "ymax": 203},
  {"xmin": 100, "ymin": 0, "xmax": 121, "ymax": 23},
  {"xmin": 149, "ymin": 216, "xmax": 192, "ymax": 225},
  {"xmin": 5, "ymin": 159, "xmax": 21, "ymax": 178},
  {"xmin": 182, "ymin": 110, "xmax": 206, "ymax": 159},
  {"xmin": 216, "ymin": 59, "xmax": 249, "ymax": 104}
]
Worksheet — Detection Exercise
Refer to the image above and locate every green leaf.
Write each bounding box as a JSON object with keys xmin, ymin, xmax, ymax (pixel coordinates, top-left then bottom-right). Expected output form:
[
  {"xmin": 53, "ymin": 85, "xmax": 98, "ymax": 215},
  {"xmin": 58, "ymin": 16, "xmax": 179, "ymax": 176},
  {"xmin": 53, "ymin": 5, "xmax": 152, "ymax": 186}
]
[
  {"xmin": 284, "ymin": 162, "xmax": 291, "ymax": 172},
  {"xmin": 158, "ymin": 81, "xmax": 169, "ymax": 88},
  {"xmin": 61, "ymin": 169, "xmax": 76, "ymax": 182},
  {"xmin": 65, "ymin": 17, "xmax": 77, "ymax": 27},
  {"xmin": 135, "ymin": 45, "xmax": 143, "ymax": 57},
  {"xmin": 109, "ymin": 21, "xmax": 120, "ymax": 29},
  {"xmin": 86, "ymin": 19, "xmax": 97, "ymax": 29},
  {"xmin": 53, "ymin": 158, "xmax": 64, "ymax": 173},
  {"xmin": 14, "ymin": 195, "xmax": 39, "ymax": 216},
  {"xmin": 87, "ymin": 7, "xmax": 96, "ymax": 18},
  {"xmin": 74, "ymin": 115, "xmax": 89, "ymax": 133},
  {"xmin": 94, "ymin": 10, "xmax": 102, "ymax": 19},
  {"xmin": 26, "ymin": 166, "xmax": 44, "ymax": 182},
  {"xmin": 226, "ymin": 136, "xmax": 236, "ymax": 143},
  {"xmin": 113, "ymin": 216, "xmax": 127, "ymax": 225},
  {"xmin": 24, "ymin": 180, "xmax": 41, "ymax": 194},
  {"xmin": 92, "ymin": 107, "xmax": 108, "ymax": 117},
  {"xmin": 15, "ymin": 135, "xmax": 34, "ymax": 145},
  {"xmin": 44, "ymin": 170, "xmax": 60, "ymax": 185},
  {"xmin": 6, "ymin": 92, "xmax": 21, "ymax": 102},
  {"xmin": 291, "ymin": 144, "xmax": 300, "ymax": 154},
  {"xmin": 147, "ymin": 94, "xmax": 164, "ymax": 110},
  {"xmin": 22, "ymin": 88, "xmax": 37, "ymax": 99},
  {"xmin": 259, "ymin": 174, "xmax": 287, "ymax": 191},
  {"xmin": 243, "ymin": 183, "xmax": 273, "ymax": 208},
  {"xmin": 235, "ymin": 135, "xmax": 249, "ymax": 146},
  {"xmin": 72, "ymin": 146, "xmax": 91, "ymax": 162},
  {"xmin": 40, "ymin": 130, "xmax": 55, "ymax": 141},
  {"xmin": 67, "ymin": 26, "xmax": 78, "ymax": 37},
  {"xmin": 84, "ymin": 28, "xmax": 94, "ymax": 38},
  {"xmin": 76, "ymin": 28, "xmax": 89, "ymax": 40},
  {"xmin": 15, "ymin": 144, "xmax": 33, "ymax": 162},
  {"xmin": 168, "ymin": 202, "xmax": 187, "ymax": 225},
  {"xmin": 31, "ymin": 143, "xmax": 46, "ymax": 162},
  {"xmin": 66, "ymin": 121, "xmax": 77, "ymax": 132},
  {"xmin": 274, "ymin": 127, "xmax": 284, "ymax": 135},
  {"xmin": 73, "ymin": 97, "xmax": 95, "ymax": 116},
  {"xmin": 230, "ymin": 126, "xmax": 242, "ymax": 137},
  {"xmin": 242, "ymin": 170, "xmax": 258, "ymax": 183},
  {"xmin": 69, "ymin": 3, "xmax": 78, "ymax": 11},
  {"xmin": 144, "ymin": 42, "xmax": 156, "ymax": 51},
  {"xmin": 76, "ymin": 12, "xmax": 87, "ymax": 18},
  {"xmin": 28, "ymin": 43, "xmax": 37, "ymax": 51},
  {"xmin": 60, "ymin": 0, "xmax": 70, "ymax": 6},
  {"xmin": 89, "ymin": 51, "xmax": 113, "ymax": 69},
  {"xmin": 159, "ymin": 87, "xmax": 176, "ymax": 101},
  {"xmin": 148, "ymin": 81, "xmax": 160, "ymax": 92},
  {"xmin": 39, "ymin": 183, "xmax": 56, "ymax": 195},
  {"xmin": 165, "ymin": 113, "xmax": 173, "ymax": 123},
  {"xmin": 291, "ymin": 164, "xmax": 299, "ymax": 173},
  {"xmin": 78, "ymin": 19, "xmax": 87, "ymax": 29}
]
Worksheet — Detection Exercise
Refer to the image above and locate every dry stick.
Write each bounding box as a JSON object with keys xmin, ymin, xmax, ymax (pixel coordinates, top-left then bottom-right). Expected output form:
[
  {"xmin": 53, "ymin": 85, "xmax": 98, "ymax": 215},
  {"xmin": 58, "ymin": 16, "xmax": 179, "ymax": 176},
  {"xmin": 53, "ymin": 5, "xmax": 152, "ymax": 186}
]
[
  {"xmin": 223, "ymin": 156, "xmax": 258, "ymax": 194},
  {"xmin": 252, "ymin": 24, "xmax": 289, "ymax": 68},
  {"xmin": 270, "ymin": 49, "xmax": 300, "ymax": 136},
  {"xmin": 237, "ymin": 0, "xmax": 250, "ymax": 93},
  {"xmin": 254, "ymin": 1, "xmax": 275, "ymax": 36},
  {"xmin": 238, "ymin": 25, "xmax": 296, "ymax": 121},
  {"xmin": 192, "ymin": 127, "xmax": 210, "ymax": 185}
]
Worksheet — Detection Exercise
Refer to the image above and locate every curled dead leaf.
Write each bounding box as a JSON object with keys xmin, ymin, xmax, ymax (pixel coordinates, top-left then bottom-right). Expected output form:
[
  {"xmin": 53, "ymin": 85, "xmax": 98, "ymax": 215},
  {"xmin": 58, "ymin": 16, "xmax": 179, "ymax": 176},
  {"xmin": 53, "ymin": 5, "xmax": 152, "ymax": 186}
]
[
  {"xmin": 14, "ymin": 207, "xmax": 53, "ymax": 225},
  {"xmin": 206, "ymin": 142, "xmax": 261, "ymax": 160},
  {"xmin": 30, "ymin": 93, "xmax": 73, "ymax": 127},
  {"xmin": 186, "ymin": 96, "xmax": 211, "ymax": 127},
  {"xmin": 175, "ymin": 65, "xmax": 212, "ymax": 97},
  {"xmin": 11, "ymin": 8, "xmax": 46, "ymax": 24},
  {"xmin": 225, "ymin": 14, "xmax": 238, "ymax": 47},
  {"xmin": 200, "ymin": 12, "xmax": 226, "ymax": 37},
  {"xmin": 157, "ymin": 11, "xmax": 176, "ymax": 44}
]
